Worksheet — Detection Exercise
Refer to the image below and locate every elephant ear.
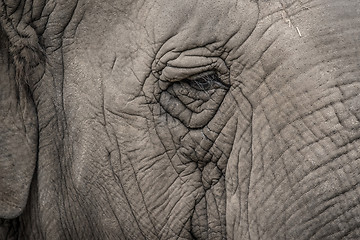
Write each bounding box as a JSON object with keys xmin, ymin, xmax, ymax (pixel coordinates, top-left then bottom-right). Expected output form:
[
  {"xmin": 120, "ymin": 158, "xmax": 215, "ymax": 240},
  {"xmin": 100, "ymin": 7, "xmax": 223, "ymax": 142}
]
[{"xmin": 0, "ymin": 26, "xmax": 38, "ymax": 218}]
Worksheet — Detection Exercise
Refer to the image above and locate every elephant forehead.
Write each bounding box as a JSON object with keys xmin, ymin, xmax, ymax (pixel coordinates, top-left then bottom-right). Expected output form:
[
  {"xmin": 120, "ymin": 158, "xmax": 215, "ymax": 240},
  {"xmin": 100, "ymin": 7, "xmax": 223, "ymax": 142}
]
[
  {"xmin": 144, "ymin": 0, "xmax": 255, "ymax": 38},
  {"xmin": 83, "ymin": 0, "xmax": 259, "ymax": 54},
  {"xmin": 143, "ymin": 0, "xmax": 259, "ymax": 58}
]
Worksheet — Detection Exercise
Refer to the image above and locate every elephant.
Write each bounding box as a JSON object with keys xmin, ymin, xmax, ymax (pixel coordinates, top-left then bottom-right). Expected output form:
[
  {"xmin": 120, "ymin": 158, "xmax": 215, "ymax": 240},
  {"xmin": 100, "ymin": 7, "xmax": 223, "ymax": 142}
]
[{"xmin": 1, "ymin": 0, "xmax": 360, "ymax": 239}]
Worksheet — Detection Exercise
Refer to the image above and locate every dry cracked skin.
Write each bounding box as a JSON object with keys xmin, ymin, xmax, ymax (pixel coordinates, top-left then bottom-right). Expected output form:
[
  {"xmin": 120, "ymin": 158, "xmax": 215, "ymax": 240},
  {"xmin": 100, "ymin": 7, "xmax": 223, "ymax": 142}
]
[{"xmin": 1, "ymin": 0, "xmax": 360, "ymax": 239}]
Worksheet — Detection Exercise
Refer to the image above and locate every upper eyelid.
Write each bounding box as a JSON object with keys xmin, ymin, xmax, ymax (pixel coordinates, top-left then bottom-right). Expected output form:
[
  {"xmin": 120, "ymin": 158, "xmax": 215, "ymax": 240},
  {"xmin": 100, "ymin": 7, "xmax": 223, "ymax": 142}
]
[
  {"xmin": 153, "ymin": 54, "xmax": 229, "ymax": 83},
  {"xmin": 187, "ymin": 71, "xmax": 217, "ymax": 81}
]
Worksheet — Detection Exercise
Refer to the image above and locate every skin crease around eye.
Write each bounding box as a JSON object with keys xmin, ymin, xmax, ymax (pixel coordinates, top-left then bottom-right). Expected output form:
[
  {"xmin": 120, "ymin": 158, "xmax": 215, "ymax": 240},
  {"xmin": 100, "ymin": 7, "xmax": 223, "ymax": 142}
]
[
  {"xmin": 152, "ymin": 48, "xmax": 230, "ymax": 84},
  {"xmin": 151, "ymin": 52, "xmax": 231, "ymax": 101},
  {"xmin": 157, "ymin": 69, "xmax": 230, "ymax": 129}
]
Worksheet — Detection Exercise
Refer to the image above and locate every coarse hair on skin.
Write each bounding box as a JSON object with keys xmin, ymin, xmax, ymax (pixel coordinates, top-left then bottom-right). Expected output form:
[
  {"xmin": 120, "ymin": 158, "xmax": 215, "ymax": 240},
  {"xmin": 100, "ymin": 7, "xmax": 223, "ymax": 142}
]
[
  {"xmin": 10, "ymin": 40, "xmax": 46, "ymax": 87},
  {"xmin": 0, "ymin": 15, "xmax": 45, "ymax": 90}
]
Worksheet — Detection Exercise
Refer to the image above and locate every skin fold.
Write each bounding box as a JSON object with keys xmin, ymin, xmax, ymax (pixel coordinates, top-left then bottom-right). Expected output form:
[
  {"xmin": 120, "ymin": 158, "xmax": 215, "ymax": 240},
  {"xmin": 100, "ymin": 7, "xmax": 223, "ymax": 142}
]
[{"xmin": 0, "ymin": 0, "xmax": 360, "ymax": 239}]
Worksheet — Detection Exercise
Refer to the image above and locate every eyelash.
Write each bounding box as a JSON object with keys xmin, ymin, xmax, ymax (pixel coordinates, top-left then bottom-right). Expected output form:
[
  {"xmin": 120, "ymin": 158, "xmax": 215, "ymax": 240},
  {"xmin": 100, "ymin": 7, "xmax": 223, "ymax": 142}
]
[{"xmin": 186, "ymin": 73, "xmax": 229, "ymax": 91}]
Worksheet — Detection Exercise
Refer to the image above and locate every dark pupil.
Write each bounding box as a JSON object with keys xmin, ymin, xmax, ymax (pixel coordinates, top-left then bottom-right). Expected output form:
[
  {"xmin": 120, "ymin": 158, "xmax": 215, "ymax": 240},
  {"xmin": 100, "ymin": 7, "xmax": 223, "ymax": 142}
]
[{"xmin": 187, "ymin": 73, "xmax": 228, "ymax": 91}]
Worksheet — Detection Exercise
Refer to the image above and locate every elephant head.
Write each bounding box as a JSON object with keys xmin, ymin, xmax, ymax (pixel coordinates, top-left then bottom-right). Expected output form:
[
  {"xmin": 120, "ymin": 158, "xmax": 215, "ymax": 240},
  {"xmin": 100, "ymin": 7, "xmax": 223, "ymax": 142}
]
[{"xmin": 1, "ymin": 0, "xmax": 360, "ymax": 239}]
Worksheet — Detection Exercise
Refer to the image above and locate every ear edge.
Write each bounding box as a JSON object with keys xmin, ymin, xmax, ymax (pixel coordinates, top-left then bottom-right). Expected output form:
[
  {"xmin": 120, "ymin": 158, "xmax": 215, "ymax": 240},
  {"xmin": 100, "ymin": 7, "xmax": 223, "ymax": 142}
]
[
  {"xmin": 0, "ymin": 21, "xmax": 39, "ymax": 219},
  {"xmin": 0, "ymin": 92, "xmax": 38, "ymax": 219}
]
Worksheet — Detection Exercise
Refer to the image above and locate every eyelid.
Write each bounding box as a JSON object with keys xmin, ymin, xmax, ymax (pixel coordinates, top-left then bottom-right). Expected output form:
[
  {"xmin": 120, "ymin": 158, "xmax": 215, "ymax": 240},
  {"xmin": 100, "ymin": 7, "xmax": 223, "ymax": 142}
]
[
  {"xmin": 153, "ymin": 52, "xmax": 229, "ymax": 84},
  {"xmin": 187, "ymin": 71, "xmax": 216, "ymax": 81}
]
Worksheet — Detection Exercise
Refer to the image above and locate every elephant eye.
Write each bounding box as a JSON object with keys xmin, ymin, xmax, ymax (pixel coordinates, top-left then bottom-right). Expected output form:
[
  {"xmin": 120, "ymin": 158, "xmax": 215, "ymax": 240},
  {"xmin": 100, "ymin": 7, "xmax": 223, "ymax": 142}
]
[
  {"xmin": 157, "ymin": 70, "xmax": 230, "ymax": 129},
  {"xmin": 186, "ymin": 72, "xmax": 229, "ymax": 91}
]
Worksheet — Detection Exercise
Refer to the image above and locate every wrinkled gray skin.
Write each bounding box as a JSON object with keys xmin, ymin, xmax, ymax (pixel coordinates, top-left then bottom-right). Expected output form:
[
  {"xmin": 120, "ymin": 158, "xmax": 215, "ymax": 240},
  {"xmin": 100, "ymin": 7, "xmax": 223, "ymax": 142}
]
[{"xmin": 1, "ymin": 0, "xmax": 360, "ymax": 239}]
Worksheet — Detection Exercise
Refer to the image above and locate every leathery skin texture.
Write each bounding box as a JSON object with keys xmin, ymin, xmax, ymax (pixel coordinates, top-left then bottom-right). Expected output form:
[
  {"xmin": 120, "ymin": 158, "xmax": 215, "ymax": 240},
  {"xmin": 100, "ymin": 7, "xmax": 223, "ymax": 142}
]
[{"xmin": 0, "ymin": 0, "xmax": 360, "ymax": 239}]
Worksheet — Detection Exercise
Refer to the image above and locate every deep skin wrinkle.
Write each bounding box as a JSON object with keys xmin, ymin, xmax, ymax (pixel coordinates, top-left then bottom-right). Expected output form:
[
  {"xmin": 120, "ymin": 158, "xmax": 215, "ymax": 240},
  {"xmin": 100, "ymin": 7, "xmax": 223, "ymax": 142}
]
[{"xmin": 1, "ymin": 0, "xmax": 360, "ymax": 239}]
